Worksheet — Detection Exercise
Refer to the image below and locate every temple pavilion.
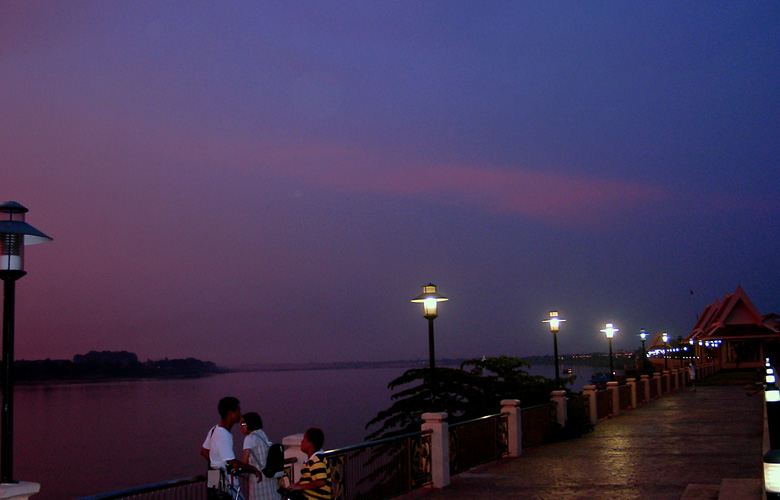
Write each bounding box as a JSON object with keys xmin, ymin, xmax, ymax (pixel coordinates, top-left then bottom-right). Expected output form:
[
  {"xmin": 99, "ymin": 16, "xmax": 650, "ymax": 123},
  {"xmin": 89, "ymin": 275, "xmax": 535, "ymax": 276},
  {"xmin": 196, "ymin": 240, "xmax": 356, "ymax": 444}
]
[{"xmin": 686, "ymin": 286, "xmax": 779, "ymax": 369}]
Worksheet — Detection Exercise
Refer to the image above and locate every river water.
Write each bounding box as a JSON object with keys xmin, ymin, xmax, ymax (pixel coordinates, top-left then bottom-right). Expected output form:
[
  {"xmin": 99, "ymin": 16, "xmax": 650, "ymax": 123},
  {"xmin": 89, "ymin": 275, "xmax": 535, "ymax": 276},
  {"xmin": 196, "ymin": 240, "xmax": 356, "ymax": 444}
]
[{"xmin": 8, "ymin": 363, "xmax": 599, "ymax": 500}]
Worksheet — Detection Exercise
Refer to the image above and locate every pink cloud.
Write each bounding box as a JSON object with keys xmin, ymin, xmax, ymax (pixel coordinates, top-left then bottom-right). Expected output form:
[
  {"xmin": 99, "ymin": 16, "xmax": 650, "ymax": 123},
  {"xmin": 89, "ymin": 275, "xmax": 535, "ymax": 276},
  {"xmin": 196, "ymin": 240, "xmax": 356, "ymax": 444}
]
[
  {"xmin": 153, "ymin": 134, "xmax": 669, "ymax": 224},
  {"xmin": 268, "ymin": 156, "xmax": 670, "ymax": 224}
]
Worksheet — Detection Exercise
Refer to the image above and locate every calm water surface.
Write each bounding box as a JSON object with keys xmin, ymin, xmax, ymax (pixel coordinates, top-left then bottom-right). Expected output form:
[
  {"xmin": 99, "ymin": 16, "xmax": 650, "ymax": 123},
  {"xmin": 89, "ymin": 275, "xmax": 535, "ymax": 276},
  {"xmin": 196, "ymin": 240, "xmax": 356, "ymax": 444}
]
[
  {"xmin": 8, "ymin": 364, "xmax": 600, "ymax": 500},
  {"xmin": 12, "ymin": 367, "xmax": 406, "ymax": 500}
]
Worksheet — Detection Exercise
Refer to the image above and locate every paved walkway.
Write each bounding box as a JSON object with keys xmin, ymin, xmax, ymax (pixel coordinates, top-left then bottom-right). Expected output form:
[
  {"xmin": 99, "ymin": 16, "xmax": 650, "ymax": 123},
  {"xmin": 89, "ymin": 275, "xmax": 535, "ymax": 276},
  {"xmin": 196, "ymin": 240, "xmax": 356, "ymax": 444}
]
[{"xmin": 400, "ymin": 385, "xmax": 764, "ymax": 500}]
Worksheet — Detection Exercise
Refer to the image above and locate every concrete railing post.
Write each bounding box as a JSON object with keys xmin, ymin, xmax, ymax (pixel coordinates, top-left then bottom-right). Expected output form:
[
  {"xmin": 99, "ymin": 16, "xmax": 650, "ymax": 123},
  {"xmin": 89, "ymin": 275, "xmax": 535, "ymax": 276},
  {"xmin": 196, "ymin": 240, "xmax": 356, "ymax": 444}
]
[
  {"xmin": 583, "ymin": 385, "xmax": 598, "ymax": 426},
  {"xmin": 422, "ymin": 412, "xmax": 450, "ymax": 488},
  {"xmin": 641, "ymin": 374, "xmax": 650, "ymax": 402},
  {"xmin": 551, "ymin": 390, "xmax": 567, "ymax": 429},
  {"xmin": 283, "ymin": 433, "xmax": 307, "ymax": 482},
  {"xmin": 671, "ymin": 369, "xmax": 679, "ymax": 390},
  {"xmin": 607, "ymin": 381, "xmax": 620, "ymax": 415},
  {"xmin": 501, "ymin": 399, "xmax": 522, "ymax": 457},
  {"xmin": 0, "ymin": 483, "xmax": 40, "ymax": 500},
  {"xmin": 627, "ymin": 377, "xmax": 637, "ymax": 408},
  {"xmin": 653, "ymin": 372, "xmax": 662, "ymax": 396}
]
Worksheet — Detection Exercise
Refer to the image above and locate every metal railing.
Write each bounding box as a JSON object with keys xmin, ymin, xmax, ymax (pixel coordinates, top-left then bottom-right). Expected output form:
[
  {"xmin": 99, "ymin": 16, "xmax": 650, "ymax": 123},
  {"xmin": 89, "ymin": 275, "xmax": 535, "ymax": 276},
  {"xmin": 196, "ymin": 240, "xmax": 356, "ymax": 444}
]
[
  {"xmin": 521, "ymin": 403, "xmax": 555, "ymax": 448},
  {"xmin": 596, "ymin": 389, "xmax": 612, "ymax": 419},
  {"xmin": 449, "ymin": 413, "xmax": 508, "ymax": 475},
  {"xmin": 73, "ymin": 459, "xmax": 297, "ymax": 500},
  {"xmin": 565, "ymin": 393, "xmax": 592, "ymax": 435},
  {"xmin": 618, "ymin": 384, "xmax": 631, "ymax": 411},
  {"xmin": 73, "ymin": 475, "xmax": 206, "ymax": 500},
  {"xmin": 324, "ymin": 429, "xmax": 432, "ymax": 500},
  {"xmin": 638, "ymin": 379, "xmax": 648, "ymax": 403}
]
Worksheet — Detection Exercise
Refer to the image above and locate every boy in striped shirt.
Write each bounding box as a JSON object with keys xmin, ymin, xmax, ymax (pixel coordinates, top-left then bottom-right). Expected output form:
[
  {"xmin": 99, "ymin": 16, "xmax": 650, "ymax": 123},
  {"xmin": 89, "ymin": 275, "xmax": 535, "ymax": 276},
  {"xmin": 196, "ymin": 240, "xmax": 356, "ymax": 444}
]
[{"xmin": 290, "ymin": 428, "xmax": 331, "ymax": 500}]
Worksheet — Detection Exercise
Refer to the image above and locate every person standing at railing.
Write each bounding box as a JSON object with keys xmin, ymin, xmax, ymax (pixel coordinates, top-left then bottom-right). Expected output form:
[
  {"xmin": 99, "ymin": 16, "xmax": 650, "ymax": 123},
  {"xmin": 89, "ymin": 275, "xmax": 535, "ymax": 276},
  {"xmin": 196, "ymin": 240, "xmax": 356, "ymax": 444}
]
[
  {"xmin": 200, "ymin": 396, "xmax": 262, "ymax": 499},
  {"xmin": 240, "ymin": 412, "xmax": 278, "ymax": 500},
  {"xmin": 288, "ymin": 428, "xmax": 331, "ymax": 500},
  {"xmin": 688, "ymin": 362, "xmax": 696, "ymax": 392}
]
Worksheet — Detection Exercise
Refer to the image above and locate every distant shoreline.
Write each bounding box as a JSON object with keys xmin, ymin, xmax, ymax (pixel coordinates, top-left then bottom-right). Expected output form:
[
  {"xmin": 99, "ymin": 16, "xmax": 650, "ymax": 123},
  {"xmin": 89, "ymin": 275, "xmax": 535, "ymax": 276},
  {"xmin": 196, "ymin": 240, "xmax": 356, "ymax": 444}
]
[
  {"xmin": 12, "ymin": 352, "xmax": 632, "ymax": 386},
  {"xmin": 229, "ymin": 353, "xmax": 631, "ymax": 373}
]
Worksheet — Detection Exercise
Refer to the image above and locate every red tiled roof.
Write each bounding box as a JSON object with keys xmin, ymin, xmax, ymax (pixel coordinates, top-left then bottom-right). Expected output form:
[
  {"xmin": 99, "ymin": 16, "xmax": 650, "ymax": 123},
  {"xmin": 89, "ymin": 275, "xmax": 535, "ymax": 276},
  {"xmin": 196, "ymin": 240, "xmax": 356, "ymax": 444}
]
[{"xmin": 687, "ymin": 286, "xmax": 778, "ymax": 342}]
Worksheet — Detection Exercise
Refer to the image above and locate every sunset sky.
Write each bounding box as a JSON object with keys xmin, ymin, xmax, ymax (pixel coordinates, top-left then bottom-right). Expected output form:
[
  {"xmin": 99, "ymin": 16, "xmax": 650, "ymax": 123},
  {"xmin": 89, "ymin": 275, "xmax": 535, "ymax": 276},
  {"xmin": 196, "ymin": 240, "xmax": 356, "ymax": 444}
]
[{"xmin": 2, "ymin": 2, "xmax": 779, "ymax": 366}]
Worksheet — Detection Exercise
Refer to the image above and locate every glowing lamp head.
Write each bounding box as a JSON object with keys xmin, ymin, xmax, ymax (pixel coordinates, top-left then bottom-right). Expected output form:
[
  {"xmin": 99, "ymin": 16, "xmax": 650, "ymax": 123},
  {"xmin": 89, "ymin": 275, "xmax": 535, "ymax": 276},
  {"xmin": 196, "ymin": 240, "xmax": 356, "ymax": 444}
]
[
  {"xmin": 662, "ymin": 332, "xmax": 669, "ymax": 343},
  {"xmin": 765, "ymin": 449, "xmax": 780, "ymax": 494},
  {"xmin": 601, "ymin": 323, "xmax": 618, "ymax": 339},
  {"xmin": 639, "ymin": 329, "xmax": 647, "ymax": 341},
  {"xmin": 544, "ymin": 311, "xmax": 565, "ymax": 333},
  {"xmin": 411, "ymin": 283, "xmax": 448, "ymax": 319},
  {"xmin": 767, "ymin": 385, "xmax": 780, "ymax": 403},
  {"xmin": 768, "ymin": 374, "xmax": 777, "ymax": 385}
]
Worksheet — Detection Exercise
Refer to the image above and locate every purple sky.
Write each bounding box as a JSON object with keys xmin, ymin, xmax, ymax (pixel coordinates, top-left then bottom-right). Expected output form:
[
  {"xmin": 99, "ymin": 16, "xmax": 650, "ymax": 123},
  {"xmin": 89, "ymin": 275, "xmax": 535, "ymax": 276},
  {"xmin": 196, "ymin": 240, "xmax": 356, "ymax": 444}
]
[{"xmin": 3, "ymin": 2, "xmax": 779, "ymax": 366}]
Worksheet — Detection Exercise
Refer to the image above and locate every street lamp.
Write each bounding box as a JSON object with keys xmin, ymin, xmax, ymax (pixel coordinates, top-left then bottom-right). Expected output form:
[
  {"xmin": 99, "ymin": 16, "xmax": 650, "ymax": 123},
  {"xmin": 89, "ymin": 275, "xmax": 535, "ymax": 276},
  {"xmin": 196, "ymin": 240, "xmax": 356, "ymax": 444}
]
[
  {"xmin": 411, "ymin": 283, "xmax": 448, "ymax": 407},
  {"xmin": 0, "ymin": 202, "xmax": 51, "ymax": 483},
  {"xmin": 766, "ymin": 375, "xmax": 780, "ymax": 500},
  {"xmin": 601, "ymin": 323, "xmax": 618, "ymax": 381},
  {"xmin": 543, "ymin": 311, "xmax": 565, "ymax": 389},
  {"xmin": 677, "ymin": 335, "xmax": 684, "ymax": 369},
  {"xmin": 639, "ymin": 329, "xmax": 648, "ymax": 374},
  {"xmin": 662, "ymin": 332, "xmax": 669, "ymax": 371}
]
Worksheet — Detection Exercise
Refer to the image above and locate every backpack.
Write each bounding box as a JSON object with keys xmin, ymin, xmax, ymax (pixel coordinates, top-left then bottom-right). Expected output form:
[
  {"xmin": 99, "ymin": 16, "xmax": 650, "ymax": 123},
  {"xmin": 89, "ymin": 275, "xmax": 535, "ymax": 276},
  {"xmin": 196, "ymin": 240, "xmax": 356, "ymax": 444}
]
[{"xmin": 262, "ymin": 444, "xmax": 285, "ymax": 478}]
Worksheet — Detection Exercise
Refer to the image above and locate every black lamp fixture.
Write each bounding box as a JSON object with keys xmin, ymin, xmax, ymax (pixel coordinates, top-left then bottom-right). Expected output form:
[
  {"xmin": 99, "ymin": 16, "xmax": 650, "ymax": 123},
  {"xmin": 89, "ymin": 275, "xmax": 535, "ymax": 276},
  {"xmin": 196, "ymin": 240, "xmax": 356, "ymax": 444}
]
[
  {"xmin": 662, "ymin": 332, "xmax": 669, "ymax": 371},
  {"xmin": 411, "ymin": 284, "xmax": 448, "ymax": 407},
  {"xmin": 543, "ymin": 311, "xmax": 565, "ymax": 389},
  {"xmin": 0, "ymin": 202, "xmax": 52, "ymax": 484},
  {"xmin": 601, "ymin": 323, "xmax": 618, "ymax": 381},
  {"xmin": 639, "ymin": 329, "xmax": 648, "ymax": 373}
]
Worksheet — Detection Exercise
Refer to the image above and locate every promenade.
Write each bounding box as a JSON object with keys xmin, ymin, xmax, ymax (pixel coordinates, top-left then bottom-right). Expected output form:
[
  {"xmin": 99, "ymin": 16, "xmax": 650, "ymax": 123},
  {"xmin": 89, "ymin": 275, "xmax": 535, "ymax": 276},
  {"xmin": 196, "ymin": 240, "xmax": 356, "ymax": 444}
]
[{"xmin": 401, "ymin": 385, "xmax": 764, "ymax": 500}]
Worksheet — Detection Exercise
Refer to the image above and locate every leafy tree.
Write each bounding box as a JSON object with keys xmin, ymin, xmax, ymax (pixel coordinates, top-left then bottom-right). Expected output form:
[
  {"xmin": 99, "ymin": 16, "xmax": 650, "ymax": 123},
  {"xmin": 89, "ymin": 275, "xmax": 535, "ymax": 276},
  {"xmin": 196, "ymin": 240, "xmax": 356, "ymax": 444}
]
[{"xmin": 365, "ymin": 356, "xmax": 565, "ymax": 440}]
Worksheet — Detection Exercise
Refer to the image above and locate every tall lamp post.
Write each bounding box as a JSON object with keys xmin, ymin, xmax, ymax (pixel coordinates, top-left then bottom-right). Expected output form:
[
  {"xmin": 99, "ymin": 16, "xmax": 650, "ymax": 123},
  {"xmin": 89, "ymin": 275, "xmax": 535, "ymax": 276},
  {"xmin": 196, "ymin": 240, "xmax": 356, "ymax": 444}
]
[
  {"xmin": 765, "ymin": 368, "xmax": 780, "ymax": 499},
  {"xmin": 411, "ymin": 283, "xmax": 448, "ymax": 407},
  {"xmin": 662, "ymin": 332, "xmax": 669, "ymax": 371},
  {"xmin": 639, "ymin": 329, "xmax": 648, "ymax": 374},
  {"xmin": 543, "ymin": 311, "xmax": 565, "ymax": 389},
  {"xmin": 601, "ymin": 323, "xmax": 618, "ymax": 381},
  {"xmin": 0, "ymin": 202, "xmax": 51, "ymax": 484},
  {"xmin": 677, "ymin": 335, "xmax": 684, "ymax": 369}
]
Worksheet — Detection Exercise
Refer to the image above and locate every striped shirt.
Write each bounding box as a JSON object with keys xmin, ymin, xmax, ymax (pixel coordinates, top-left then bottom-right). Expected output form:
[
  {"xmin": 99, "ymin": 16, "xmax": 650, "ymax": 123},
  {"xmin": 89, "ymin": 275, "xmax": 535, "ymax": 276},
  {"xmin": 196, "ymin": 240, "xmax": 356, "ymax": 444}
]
[{"xmin": 300, "ymin": 453, "xmax": 331, "ymax": 500}]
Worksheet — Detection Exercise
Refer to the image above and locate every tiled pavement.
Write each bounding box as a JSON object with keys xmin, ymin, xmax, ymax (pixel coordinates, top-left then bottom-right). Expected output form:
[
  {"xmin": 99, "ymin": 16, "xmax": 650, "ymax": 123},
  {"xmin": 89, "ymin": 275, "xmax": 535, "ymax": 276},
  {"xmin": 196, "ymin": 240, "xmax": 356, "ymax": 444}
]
[{"xmin": 399, "ymin": 385, "xmax": 763, "ymax": 500}]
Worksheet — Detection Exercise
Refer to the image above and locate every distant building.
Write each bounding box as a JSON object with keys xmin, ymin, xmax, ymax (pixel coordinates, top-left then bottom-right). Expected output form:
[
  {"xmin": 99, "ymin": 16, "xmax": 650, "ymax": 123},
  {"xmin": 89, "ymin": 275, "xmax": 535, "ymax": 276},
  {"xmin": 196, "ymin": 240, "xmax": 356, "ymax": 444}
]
[{"xmin": 686, "ymin": 286, "xmax": 779, "ymax": 369}]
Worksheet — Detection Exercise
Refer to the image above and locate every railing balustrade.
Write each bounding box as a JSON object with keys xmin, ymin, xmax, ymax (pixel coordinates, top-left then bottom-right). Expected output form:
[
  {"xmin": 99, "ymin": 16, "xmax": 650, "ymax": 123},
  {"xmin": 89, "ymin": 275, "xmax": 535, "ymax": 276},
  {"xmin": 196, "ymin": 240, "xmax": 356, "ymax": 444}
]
[
  {"xmin": 596, "ymin": 389, "xmax": 612, "ymax": 419},
  {"xmin": 565, "ymin": 393, "xmax": 592, "ymax": 435},
  {"xmin": 73, "ymin": 475, "xmax": 206, "ymax": 500},
  {"xmin": 618, "ymin": 384, "xmax": 631, "ymax": 411},
  {"xmin": 449, "ymin": 413, "xmax": 508, "ymax": 475},
  {"xmin": 324, "ymin": 430, "xmax": 432, "ymax": 500},
  {"xmin": 521, "ymin": 403, "xmax": 555, "ymax": 448}
]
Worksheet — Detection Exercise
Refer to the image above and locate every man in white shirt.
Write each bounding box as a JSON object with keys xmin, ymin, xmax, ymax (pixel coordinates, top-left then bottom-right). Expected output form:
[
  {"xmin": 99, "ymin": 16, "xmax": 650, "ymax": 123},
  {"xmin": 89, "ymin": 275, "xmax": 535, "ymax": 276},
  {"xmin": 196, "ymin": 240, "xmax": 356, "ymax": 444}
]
[{"xmin": 201, "ymin": 396, "xmax": 261, "ymax": 495}]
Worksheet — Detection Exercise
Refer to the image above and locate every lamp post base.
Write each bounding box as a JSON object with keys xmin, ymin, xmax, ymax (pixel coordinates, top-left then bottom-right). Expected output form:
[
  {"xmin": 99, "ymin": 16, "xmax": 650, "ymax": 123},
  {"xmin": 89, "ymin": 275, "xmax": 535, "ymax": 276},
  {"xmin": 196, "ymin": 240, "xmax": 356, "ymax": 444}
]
[{"xmin": 0, "ymin": 481, "xmax": 40, "ymax": 500}]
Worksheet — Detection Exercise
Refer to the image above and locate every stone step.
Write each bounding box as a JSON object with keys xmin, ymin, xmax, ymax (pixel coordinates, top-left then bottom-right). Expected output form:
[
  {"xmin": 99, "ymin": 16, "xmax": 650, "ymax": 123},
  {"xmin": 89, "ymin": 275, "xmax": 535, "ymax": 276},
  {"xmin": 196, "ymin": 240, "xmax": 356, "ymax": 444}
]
[
  {"xmin": 680, "ymin": 478, "xmax": 762, "ymax": 500},
  {"xmin": 680, "ymin": 483, "xmax": 719, "ymax": 500},
  {"xmin": 717, "ymin": 478, "xmax": 762, "ymax": 500}
]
